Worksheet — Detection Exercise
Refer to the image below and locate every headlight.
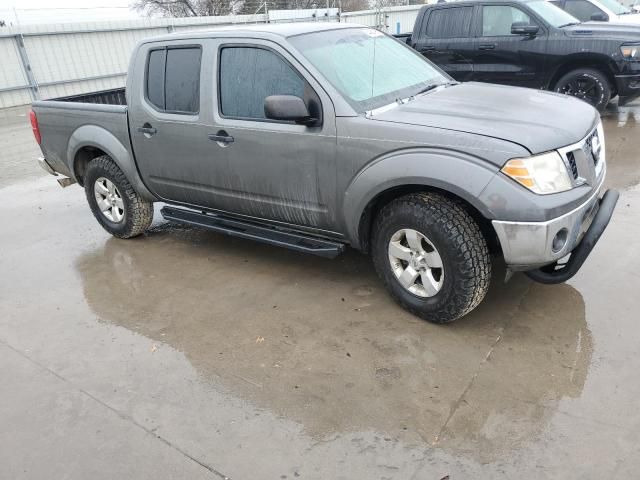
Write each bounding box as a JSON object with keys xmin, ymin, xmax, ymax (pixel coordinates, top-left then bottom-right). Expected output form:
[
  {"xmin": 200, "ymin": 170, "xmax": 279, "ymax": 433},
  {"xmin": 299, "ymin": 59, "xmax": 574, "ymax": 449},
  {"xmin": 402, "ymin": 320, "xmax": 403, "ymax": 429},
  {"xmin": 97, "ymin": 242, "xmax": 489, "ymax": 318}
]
[
  {"xmin": 501, "ymin": 151, "xmax": 572, "ymax": 194},
  {"xmin": 621, "ymin": 44, "xmax": 640, "ymax": 60}
]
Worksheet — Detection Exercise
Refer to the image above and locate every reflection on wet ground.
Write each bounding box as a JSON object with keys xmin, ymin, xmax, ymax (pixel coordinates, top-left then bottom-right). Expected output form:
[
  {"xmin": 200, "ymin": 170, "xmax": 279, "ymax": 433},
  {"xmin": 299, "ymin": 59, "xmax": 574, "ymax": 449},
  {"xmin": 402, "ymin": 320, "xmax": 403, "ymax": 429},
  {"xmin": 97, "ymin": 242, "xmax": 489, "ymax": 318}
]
[
  {"xmin": 602, "ymin": 101, "xmax": 640, "ymax": 189},
  {"xmin": 1, "ymin": 100, "xmax": 639, "ymax": 478},
  {"xmin": 76, "ymin": 225, "xmax": 591, "ymax": 460}
]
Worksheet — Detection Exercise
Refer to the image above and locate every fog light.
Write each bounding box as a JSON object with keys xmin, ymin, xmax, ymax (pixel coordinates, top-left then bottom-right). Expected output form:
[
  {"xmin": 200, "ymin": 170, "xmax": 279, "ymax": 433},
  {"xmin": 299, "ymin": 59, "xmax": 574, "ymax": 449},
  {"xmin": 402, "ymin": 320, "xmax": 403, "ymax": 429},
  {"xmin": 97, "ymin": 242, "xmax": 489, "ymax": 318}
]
[{"xmin": 552, "ymin": 228, "xmax": 568, "ymax": 253}]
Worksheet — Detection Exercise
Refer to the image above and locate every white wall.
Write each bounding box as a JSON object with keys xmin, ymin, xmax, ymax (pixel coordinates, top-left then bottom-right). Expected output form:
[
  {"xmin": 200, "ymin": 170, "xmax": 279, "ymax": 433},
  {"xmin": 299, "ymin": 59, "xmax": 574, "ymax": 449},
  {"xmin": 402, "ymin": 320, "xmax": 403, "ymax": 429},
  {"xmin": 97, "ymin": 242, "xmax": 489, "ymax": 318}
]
[
  {"xmin": 0, "ymin": 14, "xmax": 268, "ymax": 108},
  {"xmin": 0, "ymin": 7, "xmax": 423, "ymax": 109},
  {"xmin": 342, "ymin": 5, "xmax": 423, "ymax": 35}
]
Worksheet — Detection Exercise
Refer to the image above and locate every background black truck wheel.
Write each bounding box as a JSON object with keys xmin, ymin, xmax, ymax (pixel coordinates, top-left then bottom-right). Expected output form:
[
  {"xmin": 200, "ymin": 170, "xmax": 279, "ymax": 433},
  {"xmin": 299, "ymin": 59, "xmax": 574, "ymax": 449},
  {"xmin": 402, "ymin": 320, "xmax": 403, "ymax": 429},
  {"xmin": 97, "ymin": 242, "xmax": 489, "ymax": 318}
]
[
  {"xmin": 371, "ymin": 192, "xmax": 491, "ymax": 324},
  {"xmin": 84, "ymin": 155, "xmax": 153, "ymax": 238},
  {"xmin": 554, "ymin": 68, "xmax": 612, "ymax": 112}
]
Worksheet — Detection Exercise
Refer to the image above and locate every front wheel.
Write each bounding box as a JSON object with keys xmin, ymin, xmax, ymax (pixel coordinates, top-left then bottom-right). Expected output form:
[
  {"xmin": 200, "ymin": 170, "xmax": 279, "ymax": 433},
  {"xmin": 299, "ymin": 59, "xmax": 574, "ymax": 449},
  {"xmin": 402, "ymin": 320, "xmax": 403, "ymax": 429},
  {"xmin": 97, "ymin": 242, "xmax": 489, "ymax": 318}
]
[
  {"xmin": 371, "ymin": 193, "xmax": 491, "ymax": 324},
  {"xmin": 554, "ymin": 68, "xmax": 612, "ymax": 112},
  {"xmin": 84, "ymin": 155, "xmax": 153, "ymax": 238}
]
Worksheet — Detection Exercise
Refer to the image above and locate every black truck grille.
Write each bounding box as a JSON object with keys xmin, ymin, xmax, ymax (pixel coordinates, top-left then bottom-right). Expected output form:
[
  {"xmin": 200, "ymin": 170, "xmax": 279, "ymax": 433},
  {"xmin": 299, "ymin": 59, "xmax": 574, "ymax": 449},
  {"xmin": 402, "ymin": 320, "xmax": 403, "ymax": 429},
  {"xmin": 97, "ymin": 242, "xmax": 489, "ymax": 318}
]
[
  {"xmin": 583, "ymin": 130, "xmax": 601, "ymax": 167},
  {"xmin": 566, "ymin": 151, "xmax": 579, "ymax": 179}
]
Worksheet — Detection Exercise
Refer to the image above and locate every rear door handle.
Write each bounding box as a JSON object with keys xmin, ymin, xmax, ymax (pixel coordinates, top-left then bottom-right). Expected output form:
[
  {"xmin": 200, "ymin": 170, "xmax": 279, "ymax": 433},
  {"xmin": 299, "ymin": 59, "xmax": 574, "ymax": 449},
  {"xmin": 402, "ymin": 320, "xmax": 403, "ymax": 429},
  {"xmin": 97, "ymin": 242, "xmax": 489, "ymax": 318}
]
[
  {"xmin": 422, "ymin": 45, "xmax": 436, "ymax": 52},
  {"xmin": 478, "ymin": 44, "xmax": 496, "ymax": 50},
  {"xmin": 208, "ymin": 132, "xmax": 234, "ymax": 145}
]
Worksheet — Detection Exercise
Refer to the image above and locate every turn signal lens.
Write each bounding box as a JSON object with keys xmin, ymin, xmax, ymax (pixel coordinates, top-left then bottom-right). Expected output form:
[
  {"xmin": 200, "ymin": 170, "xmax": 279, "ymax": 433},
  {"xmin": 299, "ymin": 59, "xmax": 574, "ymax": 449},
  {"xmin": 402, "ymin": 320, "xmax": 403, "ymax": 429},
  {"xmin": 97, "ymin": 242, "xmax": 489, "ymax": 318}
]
[
  {"xmin": 501, "ymin": 160, "xmax": 535, "ymax": 187},
  {"xmin": 501, "ymin": 151, "xmax": 572, "ymax": 195},
  {"xmin": 621, "ymin": 45, "xmax": 640, "ymax": 60}
]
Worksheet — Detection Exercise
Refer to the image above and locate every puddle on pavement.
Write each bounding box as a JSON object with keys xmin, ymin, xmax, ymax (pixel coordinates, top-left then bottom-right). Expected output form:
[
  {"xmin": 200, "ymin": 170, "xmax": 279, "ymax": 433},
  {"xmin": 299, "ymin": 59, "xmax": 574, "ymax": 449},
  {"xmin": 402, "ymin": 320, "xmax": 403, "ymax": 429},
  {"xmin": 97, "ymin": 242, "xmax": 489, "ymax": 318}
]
[
  {"xmin": 601, "ymin": 102, "xmax": 640, "ymax": 190},
  {"xmin": 7, "ymin": 100, "xmax": 634, "ymax": 466},
  {"xmin": 75, "ymin": 223, "xmax": 592, "ymax": 462}
]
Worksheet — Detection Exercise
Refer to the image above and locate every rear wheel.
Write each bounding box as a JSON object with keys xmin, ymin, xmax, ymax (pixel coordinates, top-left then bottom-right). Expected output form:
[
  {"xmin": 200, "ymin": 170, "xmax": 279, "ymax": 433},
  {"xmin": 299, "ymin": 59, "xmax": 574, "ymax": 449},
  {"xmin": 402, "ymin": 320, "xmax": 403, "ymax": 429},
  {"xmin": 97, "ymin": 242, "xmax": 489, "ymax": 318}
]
[
  {"xmin": 554, "ymin": 68, "xmax": 611, "ymax": 112},
  {"xmin": 371, "ymin": 193, "xmax": 491, "ymax": 324},
  {"xmin": 84, "ymin": 155, "xmax": 153, "ymax": 238}
]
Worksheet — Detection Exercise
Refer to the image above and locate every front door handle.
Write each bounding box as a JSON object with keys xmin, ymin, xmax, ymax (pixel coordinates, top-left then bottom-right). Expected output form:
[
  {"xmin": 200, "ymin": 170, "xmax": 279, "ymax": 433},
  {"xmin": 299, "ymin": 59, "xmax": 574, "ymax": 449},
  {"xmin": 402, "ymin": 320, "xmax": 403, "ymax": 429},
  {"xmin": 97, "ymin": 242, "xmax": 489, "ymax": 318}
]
[
  {"xmin": 208, "ymin": 131, "xmax": 234, "ymax": 145},
  {"xmin": 422, "ymin": 45, "xmax": 436, "ymax": 52},
  {"xmin": 137, "ymin": 124, "xmax": 157, "ymax": 135},
  {"xmin": 478, "ymin": 44, "xmax": 496, "ymax": 50}
]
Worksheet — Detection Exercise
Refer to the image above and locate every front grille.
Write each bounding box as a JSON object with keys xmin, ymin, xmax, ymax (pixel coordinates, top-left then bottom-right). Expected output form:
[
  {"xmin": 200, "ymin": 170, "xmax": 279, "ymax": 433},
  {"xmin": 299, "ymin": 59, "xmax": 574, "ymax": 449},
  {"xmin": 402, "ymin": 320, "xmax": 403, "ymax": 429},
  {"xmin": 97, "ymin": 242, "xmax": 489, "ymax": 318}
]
[
  {"xmin": 558, "ymin": 124, "xmax": 604, "ymax": 187},
  {"xmin": 566, "ymin": 151, "xmax": 579, "ymax": 179},
  {"xmin": 583, "ymin": 130, "xmax": 601, "ymax": 167}
]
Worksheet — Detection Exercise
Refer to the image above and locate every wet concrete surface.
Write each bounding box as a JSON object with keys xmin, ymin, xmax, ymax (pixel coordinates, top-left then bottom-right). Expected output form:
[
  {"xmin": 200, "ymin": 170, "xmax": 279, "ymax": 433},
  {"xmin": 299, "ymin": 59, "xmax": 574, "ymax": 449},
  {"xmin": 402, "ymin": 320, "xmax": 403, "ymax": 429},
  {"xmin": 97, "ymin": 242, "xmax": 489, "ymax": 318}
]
[{"xmin": 1, "ymin": 101, "xmax": 640, "ymax": 479}]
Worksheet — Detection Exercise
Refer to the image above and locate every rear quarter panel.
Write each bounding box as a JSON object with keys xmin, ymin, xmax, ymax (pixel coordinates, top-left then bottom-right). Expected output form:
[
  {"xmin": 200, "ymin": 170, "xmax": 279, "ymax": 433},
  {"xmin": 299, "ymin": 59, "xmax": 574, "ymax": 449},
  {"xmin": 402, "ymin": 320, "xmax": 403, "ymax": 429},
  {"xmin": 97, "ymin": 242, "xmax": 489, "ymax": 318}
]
[{"xmin": 32, "ymin": 101, "xmax": 155, "ymax": 200}]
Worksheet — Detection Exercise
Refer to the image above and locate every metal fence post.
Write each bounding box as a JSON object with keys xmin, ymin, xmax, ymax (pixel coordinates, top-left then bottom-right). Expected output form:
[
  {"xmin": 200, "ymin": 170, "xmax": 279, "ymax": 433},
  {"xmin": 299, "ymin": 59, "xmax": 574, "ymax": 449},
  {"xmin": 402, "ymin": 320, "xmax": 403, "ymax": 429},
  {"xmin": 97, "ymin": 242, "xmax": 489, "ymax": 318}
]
[{"xmin": 14, "ymin": 34, "xmax": 40, "ymax": 101}]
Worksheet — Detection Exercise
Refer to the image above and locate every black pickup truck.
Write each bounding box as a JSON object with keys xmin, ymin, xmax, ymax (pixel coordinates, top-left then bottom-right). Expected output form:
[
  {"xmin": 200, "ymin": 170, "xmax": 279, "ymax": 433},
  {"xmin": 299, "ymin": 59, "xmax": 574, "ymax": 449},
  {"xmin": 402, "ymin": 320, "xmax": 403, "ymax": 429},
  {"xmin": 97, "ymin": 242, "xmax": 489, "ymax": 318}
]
[{"xmin": 397, "ymin": 0, "xmax": 640, "ymax": 110}]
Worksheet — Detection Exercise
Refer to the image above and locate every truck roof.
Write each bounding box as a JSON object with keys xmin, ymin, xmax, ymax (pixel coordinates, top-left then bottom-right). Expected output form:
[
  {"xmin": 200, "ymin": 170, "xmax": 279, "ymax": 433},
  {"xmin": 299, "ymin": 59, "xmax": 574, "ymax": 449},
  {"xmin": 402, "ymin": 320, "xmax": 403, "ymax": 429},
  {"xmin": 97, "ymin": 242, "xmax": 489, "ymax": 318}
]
[{"xmin": 142, "ymin": 22, "xmax": 362, "ymax": 43}]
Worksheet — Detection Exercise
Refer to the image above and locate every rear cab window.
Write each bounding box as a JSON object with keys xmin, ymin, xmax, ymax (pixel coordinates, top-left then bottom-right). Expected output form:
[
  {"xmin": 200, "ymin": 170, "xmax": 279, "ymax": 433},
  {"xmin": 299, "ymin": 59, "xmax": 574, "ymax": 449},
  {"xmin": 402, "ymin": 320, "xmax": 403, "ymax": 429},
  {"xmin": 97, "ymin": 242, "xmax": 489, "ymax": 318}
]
[{"xmin": 145, "ymin": 46, "xmax": 202, "ymax": 114}]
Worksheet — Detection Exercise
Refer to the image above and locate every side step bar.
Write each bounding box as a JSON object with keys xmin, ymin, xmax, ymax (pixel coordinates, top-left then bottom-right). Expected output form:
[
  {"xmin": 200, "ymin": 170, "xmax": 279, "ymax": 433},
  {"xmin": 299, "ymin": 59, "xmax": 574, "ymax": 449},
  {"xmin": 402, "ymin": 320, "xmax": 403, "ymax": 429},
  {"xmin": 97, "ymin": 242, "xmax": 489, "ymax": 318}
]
[{"xmin": 161, "ymin": 206, "xmax": 345, "ymax": 259}]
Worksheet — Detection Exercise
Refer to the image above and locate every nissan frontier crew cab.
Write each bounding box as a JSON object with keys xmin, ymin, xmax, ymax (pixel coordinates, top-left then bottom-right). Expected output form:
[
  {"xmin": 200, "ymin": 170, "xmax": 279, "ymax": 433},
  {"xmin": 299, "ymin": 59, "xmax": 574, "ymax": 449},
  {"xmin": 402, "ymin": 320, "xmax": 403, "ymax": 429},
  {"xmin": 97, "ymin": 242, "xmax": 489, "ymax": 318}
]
[{"xmin": 31, "ymin": 23, "xmax": 618, "ymax": 323}]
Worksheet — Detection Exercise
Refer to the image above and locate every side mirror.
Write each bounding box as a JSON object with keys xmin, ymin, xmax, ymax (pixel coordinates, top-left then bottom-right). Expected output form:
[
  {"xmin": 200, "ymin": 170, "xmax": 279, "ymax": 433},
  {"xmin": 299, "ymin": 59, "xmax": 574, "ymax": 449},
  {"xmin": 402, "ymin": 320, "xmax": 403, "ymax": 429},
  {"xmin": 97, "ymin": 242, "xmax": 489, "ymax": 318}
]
[
  {"xmin": 264, "ymin": 95, "xmax": 316, "ymax": 126},
  {"xmin": 511, "ymin": 22, "xmax": 540, "ymax": 35},
  {"xmin": 590, "ymin": 12, "xmax": 608, "ymax": 21}
]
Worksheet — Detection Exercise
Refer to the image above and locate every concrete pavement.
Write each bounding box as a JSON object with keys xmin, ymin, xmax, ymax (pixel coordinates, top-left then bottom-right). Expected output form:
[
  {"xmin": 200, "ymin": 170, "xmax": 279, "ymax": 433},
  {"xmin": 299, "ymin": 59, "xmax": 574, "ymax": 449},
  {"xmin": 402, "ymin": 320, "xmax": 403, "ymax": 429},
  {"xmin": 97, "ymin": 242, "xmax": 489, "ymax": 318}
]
[{"xmin": 1, "ymin": 102, "xmax": 639, "ymax": 479}]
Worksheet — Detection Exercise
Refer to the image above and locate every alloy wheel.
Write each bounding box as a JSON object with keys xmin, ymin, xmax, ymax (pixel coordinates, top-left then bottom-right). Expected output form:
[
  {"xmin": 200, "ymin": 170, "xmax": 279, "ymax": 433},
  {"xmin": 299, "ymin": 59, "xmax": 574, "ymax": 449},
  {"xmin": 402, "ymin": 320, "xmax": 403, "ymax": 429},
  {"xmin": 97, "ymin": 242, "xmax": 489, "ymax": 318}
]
[
  {"xmin": 388, "ymin": 228, "xmax": 444, "ymax": 298},
  {"xmin": 94, "ymin": 177, "xmax": 125, "ymax": 223}
]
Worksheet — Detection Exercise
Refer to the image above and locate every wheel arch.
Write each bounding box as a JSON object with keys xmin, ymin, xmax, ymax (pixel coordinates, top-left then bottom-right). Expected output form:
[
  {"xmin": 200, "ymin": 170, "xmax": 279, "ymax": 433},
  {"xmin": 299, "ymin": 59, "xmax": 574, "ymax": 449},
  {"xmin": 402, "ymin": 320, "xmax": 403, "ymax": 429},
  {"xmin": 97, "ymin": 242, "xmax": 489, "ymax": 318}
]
[
  {"xmin": 356, "ymin": 184, "xmax": 499, "ymax": 255},
  {"xmin": 548, "ymin": 54, "xmax": 618, "ymax": 96},
  {"xmin": 343, "ymin": 149, "xmax": 500, "ymax": 252},
  {"xmin": 67, "ymin": 125, "xmax": 156, "ymax": 201}
]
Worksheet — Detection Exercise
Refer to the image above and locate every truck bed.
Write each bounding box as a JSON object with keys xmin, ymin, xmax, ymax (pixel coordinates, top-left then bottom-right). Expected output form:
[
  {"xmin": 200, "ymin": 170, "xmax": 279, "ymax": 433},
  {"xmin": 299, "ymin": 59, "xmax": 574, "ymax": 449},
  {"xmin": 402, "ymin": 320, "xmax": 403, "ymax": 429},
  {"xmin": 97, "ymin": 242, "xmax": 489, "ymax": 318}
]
[
  {"xmin": 32, "ymin": 87, "xmax": 131, "ymax": 180},
  {"xmin": 54, "ymin": 87, "xmax": 126, "ymax": 106}
]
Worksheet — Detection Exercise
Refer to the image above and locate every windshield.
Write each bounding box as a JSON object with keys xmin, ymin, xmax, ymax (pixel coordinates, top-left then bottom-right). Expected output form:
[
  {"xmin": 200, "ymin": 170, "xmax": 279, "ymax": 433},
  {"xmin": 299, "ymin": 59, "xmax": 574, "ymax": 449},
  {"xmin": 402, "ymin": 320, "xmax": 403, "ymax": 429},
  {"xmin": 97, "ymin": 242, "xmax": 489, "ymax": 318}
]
[
  {"xmin": 289, "ymin": 28, "xmax": 449, "ymax": 112},
  {"xmin": 597, "ymin": 0, "xmax": 632, "ymax": 14},
  {"xmin": 528, "ymin": 0, "xmax": 581, "ymax": 26}
]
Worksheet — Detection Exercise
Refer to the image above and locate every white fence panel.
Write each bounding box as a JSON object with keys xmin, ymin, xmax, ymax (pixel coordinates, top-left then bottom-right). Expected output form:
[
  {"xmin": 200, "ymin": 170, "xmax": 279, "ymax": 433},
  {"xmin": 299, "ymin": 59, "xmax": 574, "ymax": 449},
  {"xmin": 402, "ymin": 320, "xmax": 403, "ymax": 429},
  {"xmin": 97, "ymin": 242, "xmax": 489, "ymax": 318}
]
[
  {"xmin": 0, "ymin": 7, "xmax": 426, "ymax": 108},
  {"xmin": 0, "ymin": 37, "xmax": 31, "ymax": 108},
  {"xmin": 342, "ymin": 5, "xmax": 424, "ymax": 34}
]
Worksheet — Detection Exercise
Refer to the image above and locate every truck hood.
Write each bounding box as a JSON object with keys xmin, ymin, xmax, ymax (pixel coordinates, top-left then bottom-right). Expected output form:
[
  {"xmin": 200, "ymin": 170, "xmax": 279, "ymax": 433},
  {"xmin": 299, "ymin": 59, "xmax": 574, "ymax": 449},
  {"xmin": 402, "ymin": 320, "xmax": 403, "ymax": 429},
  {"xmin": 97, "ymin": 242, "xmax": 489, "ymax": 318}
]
[
  {"xmin": 564, "ymin": 21, "xmax": 640, "ymax": 39},
  {"xmin": 369, "ymin": 82, "xmax": 598, "ymax": 154}
]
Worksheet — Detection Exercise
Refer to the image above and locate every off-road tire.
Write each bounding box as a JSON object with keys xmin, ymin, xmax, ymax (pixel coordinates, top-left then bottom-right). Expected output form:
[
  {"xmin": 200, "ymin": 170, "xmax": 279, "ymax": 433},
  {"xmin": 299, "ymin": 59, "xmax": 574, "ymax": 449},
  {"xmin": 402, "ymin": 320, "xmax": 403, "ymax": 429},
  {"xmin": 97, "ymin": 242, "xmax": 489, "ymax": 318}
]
[
  {"xmin": 554, "ymin": 68, "xmax": 612, "ymax": 112},
  {"xmin": 371, "ymin": 193, "xmax": 491, "ymax": 323},
  {"xmin": 84, "ymin": 155, "xmax": 153, "ymax": 238}
]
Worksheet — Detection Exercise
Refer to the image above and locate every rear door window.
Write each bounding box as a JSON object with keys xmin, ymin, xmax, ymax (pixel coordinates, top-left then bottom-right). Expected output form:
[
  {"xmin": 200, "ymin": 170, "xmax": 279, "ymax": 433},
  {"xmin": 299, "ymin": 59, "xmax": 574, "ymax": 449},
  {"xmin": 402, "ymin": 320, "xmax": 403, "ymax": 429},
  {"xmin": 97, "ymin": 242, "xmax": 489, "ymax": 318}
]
[
  {"xmin": 145, "ymin": 46, "xmax": 202, "ymax": 114},
  {"xmin": 146, "ymin": 49, "xmax": 166, "ymax": 110},
  {"xmin": 425, "ymin": 7, "xmax": 473, "ymax": 38}
]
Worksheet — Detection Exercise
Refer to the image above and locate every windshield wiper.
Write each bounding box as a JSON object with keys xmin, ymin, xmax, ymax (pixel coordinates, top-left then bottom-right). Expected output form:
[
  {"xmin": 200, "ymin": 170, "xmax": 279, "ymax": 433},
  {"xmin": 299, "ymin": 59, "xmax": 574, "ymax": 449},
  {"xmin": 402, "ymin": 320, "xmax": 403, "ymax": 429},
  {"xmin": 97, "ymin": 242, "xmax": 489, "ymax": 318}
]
[
  {"xmin": 391, "ymin": 82, "xmax": 456, "ymax": 106},
  {"xmin": 413, "ymin": 82, "xmax": 456, "ymax": 98},
  {"xmin": 558, "ymin": 21, "xmax": 581, "ymax": 27},
  {"xmin": 415, "ymin": 84, "xmax": 441, "ymax": 96}
]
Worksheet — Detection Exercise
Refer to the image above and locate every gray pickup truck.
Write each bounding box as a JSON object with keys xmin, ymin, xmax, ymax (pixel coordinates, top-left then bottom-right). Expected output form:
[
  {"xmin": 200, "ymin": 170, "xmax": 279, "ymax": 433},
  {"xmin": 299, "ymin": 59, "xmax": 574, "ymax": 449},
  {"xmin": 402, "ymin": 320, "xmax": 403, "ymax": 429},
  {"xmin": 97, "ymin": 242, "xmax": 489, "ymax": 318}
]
[{"xmin": 31, "ymin": 23, "xmax": 618, "ymax": 323}]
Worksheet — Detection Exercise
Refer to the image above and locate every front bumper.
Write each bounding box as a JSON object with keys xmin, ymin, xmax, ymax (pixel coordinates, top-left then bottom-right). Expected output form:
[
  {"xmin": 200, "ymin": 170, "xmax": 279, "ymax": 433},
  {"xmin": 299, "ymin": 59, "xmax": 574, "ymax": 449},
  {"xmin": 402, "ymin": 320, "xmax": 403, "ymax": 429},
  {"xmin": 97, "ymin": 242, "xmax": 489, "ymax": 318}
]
[
  {"xmin": 493, "ymin": 183, "xmax": 618, "ymax": 279},
  {"xmin": 615, "ymin": 73, "xmax": 640, "ymax": 106}
]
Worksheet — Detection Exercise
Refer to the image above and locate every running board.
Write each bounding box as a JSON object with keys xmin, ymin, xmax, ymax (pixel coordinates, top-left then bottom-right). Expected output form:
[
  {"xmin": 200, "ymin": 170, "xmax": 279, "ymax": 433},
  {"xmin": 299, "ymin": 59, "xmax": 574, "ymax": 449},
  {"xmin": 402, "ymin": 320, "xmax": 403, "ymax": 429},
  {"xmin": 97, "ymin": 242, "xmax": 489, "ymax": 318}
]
[{"xmin": 161, "ymin": 206, "xmax": 345, "ymax": 258}]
